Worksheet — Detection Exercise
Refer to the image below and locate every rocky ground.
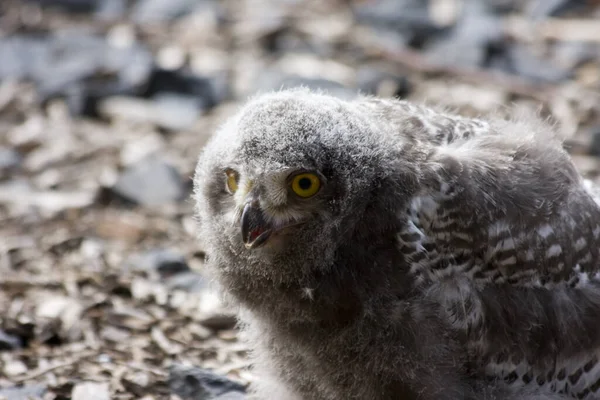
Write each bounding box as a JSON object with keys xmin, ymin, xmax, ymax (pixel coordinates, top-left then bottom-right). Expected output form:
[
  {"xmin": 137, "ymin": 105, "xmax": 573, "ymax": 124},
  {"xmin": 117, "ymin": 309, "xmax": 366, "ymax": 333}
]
[{"xmin": 1, "ymin": 0, "xmax": 600, "ymax": 399}]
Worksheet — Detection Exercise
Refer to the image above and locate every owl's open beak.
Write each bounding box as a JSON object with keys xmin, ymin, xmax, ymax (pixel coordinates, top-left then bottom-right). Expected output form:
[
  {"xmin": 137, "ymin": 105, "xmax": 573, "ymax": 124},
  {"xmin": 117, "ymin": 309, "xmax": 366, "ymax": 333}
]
[{"xmin": 240, "ymin": 201, "xmax": 272, "ymax": 249}]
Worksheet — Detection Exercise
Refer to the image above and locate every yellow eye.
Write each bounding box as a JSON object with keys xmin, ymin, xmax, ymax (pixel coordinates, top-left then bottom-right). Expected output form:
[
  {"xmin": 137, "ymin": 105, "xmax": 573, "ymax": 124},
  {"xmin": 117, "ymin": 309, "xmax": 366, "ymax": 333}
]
[
  {"xmin": 225, "ymin": 169, "xmax": 238, "ymax": 194},
  {"xmin": 291, "ymin": 173, "xmax": 321, "ymax": 198}
]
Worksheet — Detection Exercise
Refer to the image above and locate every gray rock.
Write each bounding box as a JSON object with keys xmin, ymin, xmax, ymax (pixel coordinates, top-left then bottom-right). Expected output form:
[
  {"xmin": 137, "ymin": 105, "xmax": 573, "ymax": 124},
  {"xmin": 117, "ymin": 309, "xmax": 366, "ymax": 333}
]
[
  {"xmin": 152, "ymin": 93, "xmax": 202, "ymax": 131},
  {"xmin": 166, "ymin": 271, "xmax": 207, "ymax": 292},
  {"xmin": 197, "ymin": 311, "xmax": 237, "ymax": 331},
  {"xmin": 255, "ymin": 71, "xmax": 357, "ymax": 100},
  {"xmin": 356, "ymin": 67, "xmax": 412, "ymax": 99},
  {"xmin": 481, "ymin": 0, "xmax": 522, "ymax": 13},
  {"xmin": 214, "ymin": 393, "xmax": 246, "ymax": 400},
  {"xmin": 527, "ymin": 0, "xmax": 588, "ymax": 18},
  {"xmin": 352, "ymin": 0, "xmax": 443, "ymax": 44},
  {"xmin": 99, "ymin": 94, "xmax": 201, "ymax": 131},
  {"xmin": 0, "ymin": 148, "xmax": 21, "ymax": 174},
  {"xmin": 128, "ymin": 248, "xmax": 190, "ymax": 277},
  {"xmin": 71, "ymin": 382, "xmax": 110, "ymax": 400},
  {"xmin": 143, "ymin": 68, "xmax": 229, "ymax": 111},
  {"xmin": 0, "ymin": 34, "xmax": 153, "ymax": 117},
  {"xmin": 0, "ymin": 385, "xmax": 46, "ymax": 400},
  {"xmin": 0, "ymin": 329, "xmax": 23, "ymax": 350},
  {"xmin": 95, "ymin": 0, "xmax": 127, "ymax": 20},
  {"xmin": 425, "ymin": 0, "xmax": 503, "ymax": 68},
  {"xmin": 23, "ymin": 0, "xmax": 101, "ymax": 14},
  {"xmin": 588, "ymin": 127, "xmax": 600, "ymax": 157},
  {"xmin": 111, "ymin": 157, "xmax": 185, "ymax": 206},
  {"xmin": 552, "ymin": 41, "xmax": 599, "ymax": 70},
  {"xmin": 508, "ymin": 44, "xmax": 573, "ymax": 83},
  {"xmin": 131, "ymin": 0, "xmax": 216, "ymax": 24},
  {"xmin": 168, "ymin": 364, "xmax": 246, "ymax": 400}
]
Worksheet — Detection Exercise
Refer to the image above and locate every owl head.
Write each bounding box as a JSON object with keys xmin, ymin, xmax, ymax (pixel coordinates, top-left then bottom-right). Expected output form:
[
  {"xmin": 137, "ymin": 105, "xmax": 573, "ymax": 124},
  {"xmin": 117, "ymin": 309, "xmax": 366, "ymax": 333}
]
[{"xmin": 193, "ymin": 89, "xmax": 418, "ymax": 294}]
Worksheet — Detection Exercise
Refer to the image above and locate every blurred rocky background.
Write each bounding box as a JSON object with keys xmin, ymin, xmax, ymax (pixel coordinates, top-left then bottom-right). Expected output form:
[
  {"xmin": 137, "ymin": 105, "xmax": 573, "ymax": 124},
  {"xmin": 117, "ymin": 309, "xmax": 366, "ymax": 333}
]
[{"xmin": 0, "ymin": 0, "xmax": 600, "ymax": 399}]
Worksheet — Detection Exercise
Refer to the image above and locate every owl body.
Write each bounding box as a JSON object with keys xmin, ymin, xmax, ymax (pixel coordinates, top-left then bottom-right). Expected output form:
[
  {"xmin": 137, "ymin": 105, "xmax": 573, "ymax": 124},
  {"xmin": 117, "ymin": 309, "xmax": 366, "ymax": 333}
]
[{"xmin": 194, "ymin": 89, "xmax": 600, "ymax": 399}]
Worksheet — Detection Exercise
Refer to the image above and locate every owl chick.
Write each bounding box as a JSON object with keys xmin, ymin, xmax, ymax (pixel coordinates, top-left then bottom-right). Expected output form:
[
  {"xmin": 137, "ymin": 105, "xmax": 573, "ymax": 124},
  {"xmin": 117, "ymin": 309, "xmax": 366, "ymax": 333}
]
[{"xmin": 193, "ymin": 88, "xmax": 600, "ymax": 400}]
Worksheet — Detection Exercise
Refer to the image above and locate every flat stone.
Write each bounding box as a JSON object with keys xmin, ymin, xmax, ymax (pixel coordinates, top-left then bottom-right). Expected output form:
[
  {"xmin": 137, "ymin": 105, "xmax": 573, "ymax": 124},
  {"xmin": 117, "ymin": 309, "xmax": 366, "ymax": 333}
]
[
  {"xmin": 110, "ymin": 157, "xmax": 185, "ymax": 206},
  {"xmin": 0, "ymin": 385, "xmax": 46, "ymax": 400},
  {"xmin": 508, "ymin": 44, "xmax": 573, "ymax": 83},
  {"xmin": 72, "ymin": 382, "xmax": 110, "ymax": 400},
  {"xmin": 142, "ymin": 68, "xmax": 228, "ymax": 111},
  {"xmin": 352, "ymin": 0, "xmax": 443, "ymax": 44},
  {"xmin": 356, "ymin": 66, "xmax": 412, "ymax": 99},
  {"xmin": 166, "ymin": 271, "xmax": 207, "ymax": 292},
  {"xmin": 168, "ymin": 364, "xmax": 246, "ymax": 400},
  {"xmin": 0, "ymin": 329, "xmax": 23, "ymax": 350},
  {"xmin": 255, "ymin": 71, "xmax": 357, "ymax": 100},
  {"xmin": 0, "ymin": 147, "xmax": 22, "ymax": 175},
  {"xmin": 127, "ymin": 248, "xmax": 190, "ymax": 277},
  {"xmin": 24, "ymin": 0, "xmax": 102, "ymax": 14},
  {"xmin": 0, "ymin": 33, "xmax": 153, "ymax": 117},
  {"xmin": 425, "ymin": 0, "xmax": 503, "ymax": 68},
  {"xmin": 99, "ymin": 94, "xmax": 200, "ymax": 131},
  {"xmin": 526, "ymin": 0, "xmax": 588, "ymax": 18},
  {"xmin": 131, "ymin": 0, "xmax": 215, "ymax": 23}
]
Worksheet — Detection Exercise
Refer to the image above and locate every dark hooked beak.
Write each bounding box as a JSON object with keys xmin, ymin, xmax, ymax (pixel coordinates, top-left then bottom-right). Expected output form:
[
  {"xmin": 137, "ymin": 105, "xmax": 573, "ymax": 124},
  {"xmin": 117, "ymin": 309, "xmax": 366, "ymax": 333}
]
[{"xmin": 240, "ymin": 201, "xmax": 273, "ymax": 249}]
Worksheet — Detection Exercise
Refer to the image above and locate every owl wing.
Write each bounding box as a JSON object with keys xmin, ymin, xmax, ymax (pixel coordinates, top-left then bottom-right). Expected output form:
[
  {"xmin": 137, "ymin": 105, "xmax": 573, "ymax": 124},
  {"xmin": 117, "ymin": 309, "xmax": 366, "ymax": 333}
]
[
  {"xmin": 361, "ymin": 98, "xmax": 600, "ymax": 398},
  {"xmin": 386, "ymin": 106, "xmax": 600, "ymax": 289}
]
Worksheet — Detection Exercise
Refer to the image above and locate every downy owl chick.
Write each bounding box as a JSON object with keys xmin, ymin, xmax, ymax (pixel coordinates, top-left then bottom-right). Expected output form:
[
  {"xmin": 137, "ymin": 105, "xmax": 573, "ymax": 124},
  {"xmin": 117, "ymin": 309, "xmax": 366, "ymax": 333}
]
[{"xmin": 194, "ymin": 88, "xmax": 600, "ymax": 399}]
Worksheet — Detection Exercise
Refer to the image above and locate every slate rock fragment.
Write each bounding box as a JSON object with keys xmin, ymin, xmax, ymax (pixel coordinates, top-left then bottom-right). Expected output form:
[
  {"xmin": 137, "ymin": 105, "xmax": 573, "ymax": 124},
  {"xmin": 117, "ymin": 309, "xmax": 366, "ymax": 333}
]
[
  {"xmin": 168, "ymin": 364, "xmax": 246, "ymax": 400},
  {"xmin": 131, "ymin": 0, "xmax": 217, "ymax": 24},
  {"xmin": 424, "ymin": 0, "xmax": 504, "ymax": 69},
  {"xmin": 23, "ymin": 0, "xmax": 101, "ymax": 14},
  {"xmin": 142, "ymin": 68, "xmax": 229, "ymax": 111},
  {"xmin": 0, "ymin": 385, "xmax": 46, "ymax": 400},
  {"xmin": 356, "ymin": 67, "xmax": 412, "ymax": 99},
  {"xmin": 110, "ymin": 157, "xmax": 186, "ymax": 206},
  {"xmin": 0, "ymin": 328, "xmax": 23, "ymax": 350},
  {"xmin": 71, "ymin": 382, "xmax": 110, "ymax": 400},
  {"xmin": 0, "ymin": 34, "xmax": 153, "ymax": 117},
  {"xmin": 165, "ymin": 271, "xmax": 207, "ymax": 292},
  {"xmin": 0, "ymin": 147, "xmax": 22, "ymax": 177},
  {"xmin": 352, "ymin": 0, "xmax": 445, "ymax": 47},
  {"xmin": 98, "ymin": 94, "xmax": 201, "ymax": 131},
  {"xmin": 255, "ymin": 71, "xmax": 356, "ymax": 100},
  {"xmin": 527, "ymin": 0, "xmax": 589, "ymax": 18},
  {"xmin": 127, "ymin": 248, "xmax": 190, "ymax": 277},
  {"xmin": 507, "ymin": 44, "xmax": 573, "ymax": 83},
  {"xmin": 588, "ymin": 127, "xmax": 600, "ymax": 157}
]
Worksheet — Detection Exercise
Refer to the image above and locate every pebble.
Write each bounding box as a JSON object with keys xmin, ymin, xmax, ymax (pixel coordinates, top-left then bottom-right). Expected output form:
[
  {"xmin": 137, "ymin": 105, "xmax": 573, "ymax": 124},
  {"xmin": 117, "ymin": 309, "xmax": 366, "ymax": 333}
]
[
  {"xmin": 143, "ymin": 68, "xmax": 228, "ymax": 111},
  {"xmin": 168, "ymin": 364, "xmax": 246, "ymax": 400},
  {"xmin": 255, "ymin": 71, "xmax": 356, "ymax": 100},
  {"xmin": 0, "ymin": 147, "xmax": 22, "ymax": 176},
  {"xmin": 98, "ymin": 95, "xmax": 200, "ymax": 131},
  {"xmin": 526, "ymin": 0, "xmax": 588, "ymax": 18},
  {"xmin": 166, "ymin": 271, "xmax": 207, "ymax": 292},
  {"xmin": 0, "ymin": 33, "xmax": 153, "ymax": 117},
  {"xmin": 356, "ymin": 66, "xmax": 412, "ymax": 98},
  {"xmin": 0, "ymin": 385, "xmax": 46, "ymax": 400},
  {"xmin": 352, "ymin": 0, "xmax": 443, "ymax": 45},
  {"xmin": 127, "ymin": 248, "xmax": 190, "ymax": 277},
  {"xmin": 507, "ymin": 44, "xmax": 573, "ymax": 83},
  {"xmin": 110, "ymin": 156, "xmax": 185, "ymax": 206},
  {"xmin": 3, "ymin": 359, "xmax": 28, "ymax": 376},
  {"xmin": 0, "ymin": 329, "xmax": 23, "ymax": 350},
  {"xmin": 72, "ymin": 382, "xmax": 110, "ymax": 400},
  {"xmin": 425, "ymin": 0, "xmax": 503, "ymax": 68},
  {"xmin": 131, "ymin": 0, "xmax": 214, "ymax": 24},
  {"xmin": 24, "ymin": 0, "xmax": 102, "ymax": 14}
]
